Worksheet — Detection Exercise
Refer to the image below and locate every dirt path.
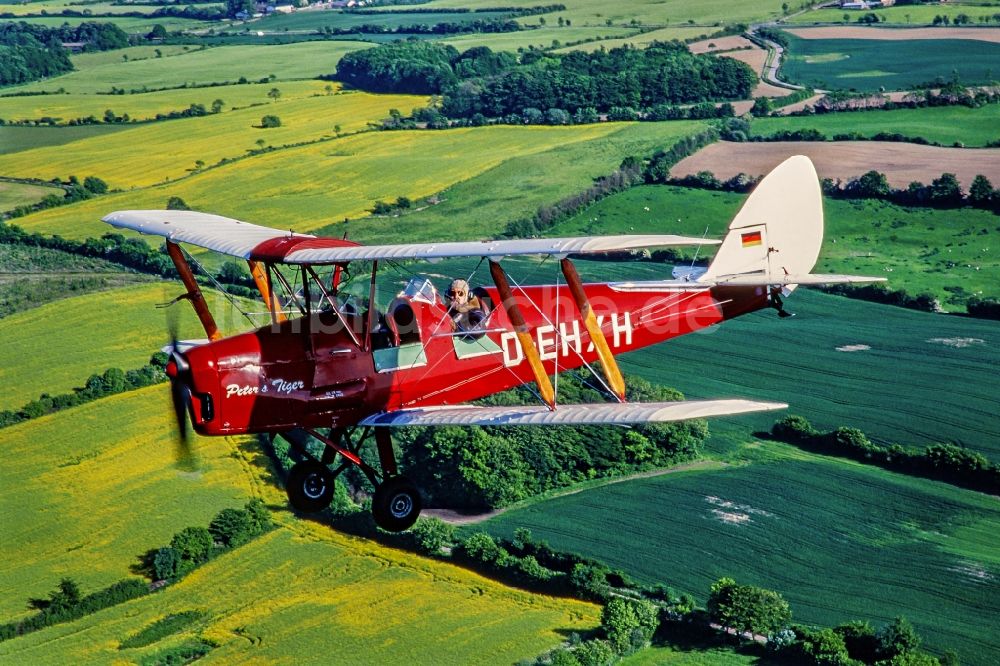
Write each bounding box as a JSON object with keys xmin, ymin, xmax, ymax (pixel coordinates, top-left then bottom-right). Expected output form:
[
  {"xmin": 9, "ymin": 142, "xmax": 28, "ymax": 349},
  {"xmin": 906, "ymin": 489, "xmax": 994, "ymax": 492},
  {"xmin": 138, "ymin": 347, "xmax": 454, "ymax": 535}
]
[
  {"xmin": 689, "ymin": 36, "xmax": 791, "ymax": 98},
  {"xmin": 671, "ymin": 140, "xmax": 1000, "ymax": 188},
  {"xmin": 423, "ymin": 459, "xmax": 726, "ymax": 526},
  {"xmin": 785, "ymin": 26, "xmax": 1000, "ymax": 43}
]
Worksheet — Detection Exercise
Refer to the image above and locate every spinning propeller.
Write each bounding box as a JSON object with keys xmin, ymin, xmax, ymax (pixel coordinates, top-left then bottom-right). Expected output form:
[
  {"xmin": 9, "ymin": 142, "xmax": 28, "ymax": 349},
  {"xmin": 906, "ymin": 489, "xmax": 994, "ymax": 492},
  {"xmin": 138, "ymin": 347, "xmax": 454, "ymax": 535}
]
[{"xmin": 164, "ymin": 314, "xmax": 197, "ymax": 467}]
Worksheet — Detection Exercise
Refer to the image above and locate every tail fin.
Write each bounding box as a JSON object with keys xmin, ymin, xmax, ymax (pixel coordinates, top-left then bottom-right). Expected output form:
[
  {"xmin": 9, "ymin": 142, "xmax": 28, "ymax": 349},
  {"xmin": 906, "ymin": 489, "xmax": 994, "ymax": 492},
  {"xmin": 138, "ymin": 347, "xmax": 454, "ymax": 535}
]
[{"xmin": 699, "ymin": 155, "xmax": 823, "ymax": 292}]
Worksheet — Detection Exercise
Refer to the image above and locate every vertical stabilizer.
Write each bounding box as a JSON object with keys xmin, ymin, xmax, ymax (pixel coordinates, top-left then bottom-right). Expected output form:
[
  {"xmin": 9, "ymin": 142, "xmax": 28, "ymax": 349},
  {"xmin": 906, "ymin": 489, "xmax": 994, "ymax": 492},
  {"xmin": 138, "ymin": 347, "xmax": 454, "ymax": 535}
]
[{"xmin": 700, "ymin": 155, "xmax": 823, "ymax": 289}]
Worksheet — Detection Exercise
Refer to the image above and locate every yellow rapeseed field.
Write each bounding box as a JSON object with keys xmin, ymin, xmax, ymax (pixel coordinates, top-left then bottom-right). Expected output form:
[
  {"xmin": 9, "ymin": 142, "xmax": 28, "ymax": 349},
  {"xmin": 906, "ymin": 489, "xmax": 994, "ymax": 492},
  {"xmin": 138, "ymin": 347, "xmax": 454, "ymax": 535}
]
[
  {"xmin": 0, "ymin": 392, "xmax": 597, "ymax": 662},
  {"xmin": 0, "ymin": 283, "xmax": 259, "ymax": 411},
  {"xmin": 15, "ymin": 123, "xmax": 624, "ymax": 240},
  {"xmin": 0, "ymin": 386, "xmax": 256, "ymax": 621},
  {"xmin": 0, "ymin": 81, "xmax": 333, "ymax": 126},
  {"xmin": 0, "ymin": 90, "xmax": 427, "ymax": 189}
]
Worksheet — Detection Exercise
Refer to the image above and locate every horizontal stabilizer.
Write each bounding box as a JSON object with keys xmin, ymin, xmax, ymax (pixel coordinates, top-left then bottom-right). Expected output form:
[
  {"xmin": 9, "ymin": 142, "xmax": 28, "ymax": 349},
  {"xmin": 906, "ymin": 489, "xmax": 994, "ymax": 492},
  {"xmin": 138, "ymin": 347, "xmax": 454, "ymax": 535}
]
[
  {"xmin": 360, "ymin": 399, "xmax": 787, "ymax": 427},
  {"xmin": 706, "ymin": 273, "xmax": 887, "ymax": 286}
]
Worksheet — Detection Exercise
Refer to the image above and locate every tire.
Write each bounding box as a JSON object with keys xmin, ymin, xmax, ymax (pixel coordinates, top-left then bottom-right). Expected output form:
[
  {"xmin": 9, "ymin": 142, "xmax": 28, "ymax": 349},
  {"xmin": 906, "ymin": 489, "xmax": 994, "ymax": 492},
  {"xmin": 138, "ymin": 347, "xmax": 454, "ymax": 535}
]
[
  {"xmin": 286, "ymin": 460, "xmax": 335, "ymax": 513},
  {"xmin": 372, "ymin": 476, "xmax": 422, "ymax": 532}
]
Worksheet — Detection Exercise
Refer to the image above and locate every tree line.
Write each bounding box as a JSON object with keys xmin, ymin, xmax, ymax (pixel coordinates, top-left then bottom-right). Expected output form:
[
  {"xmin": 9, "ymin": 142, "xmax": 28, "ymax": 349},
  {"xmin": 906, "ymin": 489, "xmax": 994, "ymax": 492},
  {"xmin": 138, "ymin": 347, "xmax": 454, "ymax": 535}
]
[
  {"xmin": 0, "ymin": 22, "xmax": 128, "ymax": 86},
  {"xmin": 772, "ymin": 415, "xmax": 1000, "ymax": 495},
  {"xmin": 0, "ymin": 355, "xmax": 168, "ymax": 430},
  {"xmin": 333, "ymin": 41, "xmax": 756, "ymax": 123}
]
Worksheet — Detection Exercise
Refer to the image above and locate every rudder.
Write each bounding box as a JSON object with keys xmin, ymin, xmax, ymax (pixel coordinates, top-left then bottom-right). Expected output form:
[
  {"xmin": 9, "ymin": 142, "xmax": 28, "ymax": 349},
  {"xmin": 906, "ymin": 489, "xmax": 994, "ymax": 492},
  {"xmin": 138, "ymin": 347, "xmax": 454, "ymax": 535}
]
[{"xmin": 700, "ymin": 155, "xmax": 823, "ymax": 288}]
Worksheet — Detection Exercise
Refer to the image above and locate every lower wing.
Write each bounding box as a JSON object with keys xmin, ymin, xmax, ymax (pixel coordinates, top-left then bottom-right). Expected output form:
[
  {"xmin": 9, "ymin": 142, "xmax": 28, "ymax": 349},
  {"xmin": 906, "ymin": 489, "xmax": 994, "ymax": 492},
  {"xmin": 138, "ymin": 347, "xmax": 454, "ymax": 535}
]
[{"xmin": 359, "ymin": 399, "xmax": 787, "ymax": 427}]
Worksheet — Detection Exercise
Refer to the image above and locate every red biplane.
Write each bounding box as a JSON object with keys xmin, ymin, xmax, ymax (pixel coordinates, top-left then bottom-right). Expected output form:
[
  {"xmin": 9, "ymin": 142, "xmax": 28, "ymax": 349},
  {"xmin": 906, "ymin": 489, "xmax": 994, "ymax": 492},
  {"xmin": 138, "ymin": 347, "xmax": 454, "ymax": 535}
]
[{"xmin": 104, "ymin": 156, "xmax": 882, "ymax": 531}]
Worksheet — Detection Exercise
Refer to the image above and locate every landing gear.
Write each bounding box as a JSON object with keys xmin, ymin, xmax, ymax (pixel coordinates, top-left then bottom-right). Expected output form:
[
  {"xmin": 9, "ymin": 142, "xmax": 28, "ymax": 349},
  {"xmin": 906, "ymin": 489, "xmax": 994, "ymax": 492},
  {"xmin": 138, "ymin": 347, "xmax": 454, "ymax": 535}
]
[
  {"xmin": 278, "ymin": 427, "xmax": 423, "ymax": 531},
  {"xmin": 286, "ymin": 460, "xmax": 335, "ymax": 513},
  {"xmin": 372, "ymin": 475, "xmax": 422, "ymax": 532}
]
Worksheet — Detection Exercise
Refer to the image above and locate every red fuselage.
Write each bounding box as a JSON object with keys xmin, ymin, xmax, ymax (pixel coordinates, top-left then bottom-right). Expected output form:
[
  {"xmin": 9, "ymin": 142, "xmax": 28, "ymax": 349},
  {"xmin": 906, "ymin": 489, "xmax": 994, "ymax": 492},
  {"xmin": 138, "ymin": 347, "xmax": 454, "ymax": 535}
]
[{"xmin": 182, "ymin": 281, "xmax": 766, "ymax": 435}]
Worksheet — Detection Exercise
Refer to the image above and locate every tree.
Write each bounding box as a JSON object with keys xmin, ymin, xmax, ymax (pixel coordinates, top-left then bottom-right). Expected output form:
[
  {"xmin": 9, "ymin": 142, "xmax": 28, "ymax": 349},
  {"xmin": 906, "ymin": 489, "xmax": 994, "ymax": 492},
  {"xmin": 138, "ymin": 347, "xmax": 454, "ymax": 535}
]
[
  {"xmin": 267, "ymin": 87, "xmax": 281, "ymax": 101},
  {"xmin": 170, "ymin": 526, "xmax": 213, "ymax": 565},
  {"xmin": 166, "ymin": 196, "xmax": 190, "ymax": 210},
  {"xmin": 260, "ymin": 114, "xmax": 281, "ymax": 128},
  {"xmin": 928, "ymin": 172, "xmax": 962, "ymax": 206},
  {"xmin": 211, "ymin": 98, "xmax": 225, "ymax": 114},
  {"xmin": 83, "ymin": 175, "xmax": 108, "ymax": 194},
  {"xmin": 877, "ymin": 616, "xmax": 921, "ymax": 660},
  {"xmin": 152, "ymin": 546, "xmax": 180, "ymax": 580},
  {"xmin": 707, "ymin": 577, "xmax": 791, "ymax": 639},
  {"xmin": 209, "ymin": 508, "xmax": 255, "ymax": 548},
  {"xmin": 848, "ymin": 170, "xmax": 891, "ymax": 199},
  {"xmin": 750, "ymin": 96, "xmax": 774, "ymax": 117},
  {"xmin": 574, "ymin": 639, "xmax": 615, "ymax": 665},
  {"xmin": 409, "ymin": 517, "xmax": 454, "ymax": 554},
  {"xmin": 600, "ymin": 598, "xmax": 658, "ymax": 653},
  {"xmin": 968, "ymin": 174, "xmax": 994, "ymax": 207},
  {"xmin": 245, "ymin": 498, "xmax": 271, "ymax": 533},
  {"xmin": 225, "ymin": 0, "xmax": 253, "ymax": 18},
  {"xmin": 147, "ymin": 24, "xmax": 167, "ymax": 40}
]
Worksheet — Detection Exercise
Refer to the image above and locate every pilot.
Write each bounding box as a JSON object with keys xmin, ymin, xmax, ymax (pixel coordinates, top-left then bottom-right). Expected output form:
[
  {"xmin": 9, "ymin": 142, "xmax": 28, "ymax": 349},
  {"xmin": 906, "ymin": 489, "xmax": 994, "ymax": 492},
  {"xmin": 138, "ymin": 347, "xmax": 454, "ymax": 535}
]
[{"xmin": 445, "ymin": 279, "xmax": 485, "ymax": 332}]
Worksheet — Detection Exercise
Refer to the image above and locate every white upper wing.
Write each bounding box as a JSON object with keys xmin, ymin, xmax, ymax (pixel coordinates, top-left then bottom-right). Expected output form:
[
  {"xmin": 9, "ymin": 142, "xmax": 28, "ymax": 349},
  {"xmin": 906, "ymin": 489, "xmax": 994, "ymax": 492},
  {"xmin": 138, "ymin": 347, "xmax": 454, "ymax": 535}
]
[
  {"xmin": 103, "ymin": 210, "xmax": 310, "ymax": 257},
  {"xmin": 103, "ymin": 210, "xmax": 719, "ymax": 263},
  {"xmin": 359, "ymin": 399, "xmax": 787, "ymax": 427}
]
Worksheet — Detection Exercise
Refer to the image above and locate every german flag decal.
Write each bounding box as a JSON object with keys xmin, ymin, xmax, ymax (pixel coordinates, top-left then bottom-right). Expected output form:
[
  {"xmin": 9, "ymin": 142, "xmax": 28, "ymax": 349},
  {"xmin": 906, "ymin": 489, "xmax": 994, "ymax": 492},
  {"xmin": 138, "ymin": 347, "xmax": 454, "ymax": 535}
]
[{"xmin": 741, "ymin": 230, "xmax": 763, "ymax": 247}]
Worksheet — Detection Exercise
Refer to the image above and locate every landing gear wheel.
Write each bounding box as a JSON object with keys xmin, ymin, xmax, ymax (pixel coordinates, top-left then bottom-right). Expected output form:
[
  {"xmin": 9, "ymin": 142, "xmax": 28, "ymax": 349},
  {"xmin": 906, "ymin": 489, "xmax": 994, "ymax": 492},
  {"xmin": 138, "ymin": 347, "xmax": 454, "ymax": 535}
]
[
  {"xmin": 286, "ymin": 460, "xmax": 335, "ymax": 513},
  {"xmin": 372, "ymin": 476, "xmax": 422, "ymax": 532}
]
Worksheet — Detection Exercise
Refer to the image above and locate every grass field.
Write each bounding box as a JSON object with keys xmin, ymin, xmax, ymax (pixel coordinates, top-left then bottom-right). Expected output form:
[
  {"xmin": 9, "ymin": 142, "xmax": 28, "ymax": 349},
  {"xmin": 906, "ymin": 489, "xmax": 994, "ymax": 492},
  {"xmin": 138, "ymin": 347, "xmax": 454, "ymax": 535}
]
[
  {"xmin": 751, "ymin": 103, "xmax": 1000, "ymax": 147},
  {"xmin": 0, "ymin": 80, "xmax": 334, "ymax": 125},
  {"xmin": 476, "ymin": 440, "xmax": 1000, "ymax": 664},
  {"xmin": 551, "ymin": 26, "xmax": 723, "ymax": 53},
  {"xmin": 552, "ymin": 185, "xmax": 1000, "ymax": 307},
  {"xmin": 4, "ymin": 14, "xmax": 215, "ymax": 32},
  {"xmin": 69, "ymin": 45, "xmax": 204, "ymax": 69},
  {"xmin": 254, "ymin": 8, "xmax": 510, "ymax": 32},
  {"xmin": 0, "ymin": 180, "xmax": 61, "ymax": 210},
  {"xmin": 336, "ymin": 121, "xmax": 709, "ymax": 245},
  {"xmin": 0, "ymin": 283, "xmax": 258, "ymax": 411},
  {"xmin": 0, "ymin": 124, "xmax": 130, "ymax": 155},
  {"xmin": 0, "ymin": 89, "xmax": 428, "ymax": 188},
  {"xmin": 374, "ymin": 0, "xmax": 792, "ymax": 28},
  {"xmin": 788, "ymin": 5, "xmax": 1000, "ymax": 26},
  {"xmin": 442, "ymin": 25, "xmax": 640, "ymax": 52},
  {"xmin": 12, "ymin": 122, "xmax": 634, "ymax": 241},
  {"xmin": 7, "ymin": 41, "xmax": 368, "ymax": 94},
  {"xmin": 781, "ymin": 34, "xmax": 1000, "ymax": 91}
]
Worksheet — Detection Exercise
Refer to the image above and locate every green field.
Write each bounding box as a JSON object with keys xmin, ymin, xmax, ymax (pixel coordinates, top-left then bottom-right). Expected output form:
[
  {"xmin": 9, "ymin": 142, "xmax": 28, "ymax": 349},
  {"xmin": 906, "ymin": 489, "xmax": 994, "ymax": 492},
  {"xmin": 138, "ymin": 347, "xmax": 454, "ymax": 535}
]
[
  {"xmin": 11, "ymin": 122, "xmax": 633, "ymax": 242},
  {"xmin": 751, "ymin": 103, "xmax": 1000, "ymax": 147},
  {"xmin": 0, "ymin": 283, "xmax": 258, "ymax": 411},
  {"xmin": 6, "ymin": 41, "xmax": 368, "ymax": 94},
  {"xmin": 550, "ymin": 185, "xmax": 1000, "ymax": 308},
  {"xmin": 0, "ymin": 179, "xmax": 61, "ymax": 209},
  {"xmin": 0, "ymin": 89, "xmax": 427, "ymax": 188},
  {"xmin": 375, "ymin": 0, "xmax": 792, "ymax": 28},
  {"xmin": 3, "ymin": 14, "xmax": 215, "ymax": 32},
  {"xmin": 336, "ymin": 121, "xmax": 709, "ymax": 245},
  {"xmin": 551, "ymin": 25, "xmax": 723, "ymax": 53},
  {"xmin": 0, "ymin": 80, "xmax": 334, "ymax": 125},
  {"xmin": 441, "ymin": 25, "xmax": 639, "ymax": 52},
  {"xmin": 253, "ymin": 8, "xmax": 510, "ymax": 32},
  {"xmin": 0, "ymin": 124, "xmax": 130, "ymax": 154},
  {"xmin": 781, "ymin": 34, "xmax": 1000, "ymax": 91},
  {"xmin": 0, "ymin": 389, "xmax": 598, "ymax": 660},
  {"xmin": 477, "ymin": 441, "xmax": 1000, "ymax": 664},
  {"xmin": 788, "ymin": 4, "xmax": 1000, "ymax": 25},
  {"xmin": 69, "ymin": 45, "xmax": 204, "ymax": 69}
]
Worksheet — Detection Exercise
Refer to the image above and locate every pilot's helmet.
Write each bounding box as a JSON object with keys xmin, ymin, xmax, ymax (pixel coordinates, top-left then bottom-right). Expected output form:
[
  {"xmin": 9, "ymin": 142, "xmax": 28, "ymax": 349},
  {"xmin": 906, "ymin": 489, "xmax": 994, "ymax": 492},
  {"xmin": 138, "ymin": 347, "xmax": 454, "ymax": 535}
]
[{"xmin": 447, "ymin": 279, "xmax": 470, "ymax": 305}]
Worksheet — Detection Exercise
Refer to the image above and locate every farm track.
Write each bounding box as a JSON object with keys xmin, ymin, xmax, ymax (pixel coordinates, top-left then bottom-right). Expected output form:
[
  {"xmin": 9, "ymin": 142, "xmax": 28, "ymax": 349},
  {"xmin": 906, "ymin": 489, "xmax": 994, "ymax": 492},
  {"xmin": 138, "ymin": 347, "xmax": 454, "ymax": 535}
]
[{"xmin": 425, "ymin": 459, "xmax": 728, "ymax": 525}]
